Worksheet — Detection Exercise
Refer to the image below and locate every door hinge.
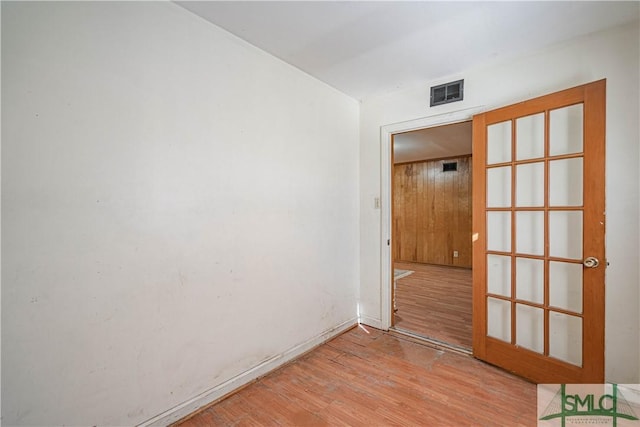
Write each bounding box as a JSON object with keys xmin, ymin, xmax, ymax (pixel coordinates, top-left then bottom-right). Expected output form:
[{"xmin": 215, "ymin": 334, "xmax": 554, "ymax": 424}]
[{"xmin": 387, "ymin": 239, "xmax": 390, "ymax": 246}]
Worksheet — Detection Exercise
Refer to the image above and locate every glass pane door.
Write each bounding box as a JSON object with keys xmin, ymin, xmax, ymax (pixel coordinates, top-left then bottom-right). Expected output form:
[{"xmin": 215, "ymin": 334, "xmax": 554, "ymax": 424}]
[
  {"xmin": 473, "ymin": 80, "xmax": 605, "ymax": 383},
  {"xmin": 485, "ymin": 105, "xmax": 585, "ymax": 365}
]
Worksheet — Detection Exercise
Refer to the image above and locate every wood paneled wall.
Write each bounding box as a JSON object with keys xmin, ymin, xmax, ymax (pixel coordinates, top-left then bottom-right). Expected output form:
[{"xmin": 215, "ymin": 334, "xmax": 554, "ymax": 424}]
[{"xmin": 393, "ymin": 155, "xmax": 472, "ymax": 268}]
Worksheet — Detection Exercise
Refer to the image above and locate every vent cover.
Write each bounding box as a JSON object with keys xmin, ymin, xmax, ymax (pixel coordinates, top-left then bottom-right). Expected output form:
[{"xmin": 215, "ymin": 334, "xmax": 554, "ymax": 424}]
[
  {"xmin": 430, "ymin": 79, "xmax": 464, "ymax": 107},
  {"xmin": 443, "ymin": 162, "xmax": 458, "ymax": 172}
]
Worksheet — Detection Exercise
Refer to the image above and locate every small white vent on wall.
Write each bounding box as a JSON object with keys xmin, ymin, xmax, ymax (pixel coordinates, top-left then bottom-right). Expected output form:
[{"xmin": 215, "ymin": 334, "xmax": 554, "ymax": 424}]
[{"xmin": 430, "ymin": 79, "xmax": 464, "ymax": 107}]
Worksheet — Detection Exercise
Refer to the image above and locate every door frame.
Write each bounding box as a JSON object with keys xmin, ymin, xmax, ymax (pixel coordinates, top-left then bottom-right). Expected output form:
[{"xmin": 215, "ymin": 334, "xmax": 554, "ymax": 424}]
[{"xmin": 380, "ymin": 106, "xmax": 484, "ymax": 330}]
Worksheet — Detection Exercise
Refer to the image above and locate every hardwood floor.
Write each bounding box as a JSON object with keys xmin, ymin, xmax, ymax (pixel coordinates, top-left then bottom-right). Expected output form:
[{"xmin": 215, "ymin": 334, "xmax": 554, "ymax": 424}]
[
  {"xmin": 394, "ymin": 261, "xmax": 472, "ymax": 349},
  {"xmin": 175, "ymin": 326, "xmax": 536, "ymax": 426}
]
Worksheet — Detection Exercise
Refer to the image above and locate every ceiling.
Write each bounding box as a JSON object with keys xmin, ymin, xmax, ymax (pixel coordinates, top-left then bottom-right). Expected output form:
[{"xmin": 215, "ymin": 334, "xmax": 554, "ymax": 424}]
[
  {"xmin": 394, "ymin": 121, "xmax": 472, "ymax": 164},
  {"xmin": 176, "ymin": 1, "xmax": 639, "ymax": 101}
]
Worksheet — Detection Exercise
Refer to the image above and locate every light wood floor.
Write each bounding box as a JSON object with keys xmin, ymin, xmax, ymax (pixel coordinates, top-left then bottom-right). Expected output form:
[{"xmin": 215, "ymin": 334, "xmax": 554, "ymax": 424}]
[
  {"xmin": 175, "ymin": 326, "xmax": 536, "ymax": 426},
  {"xmin": 394, "ymin": 261, "xmax": 472, "ymax": 349}
]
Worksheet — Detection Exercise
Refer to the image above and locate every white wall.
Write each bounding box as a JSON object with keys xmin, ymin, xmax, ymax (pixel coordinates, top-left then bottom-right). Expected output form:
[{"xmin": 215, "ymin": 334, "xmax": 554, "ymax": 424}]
[
  {"xmin": 359, "ymin": 21, "xmax": 640, "ymax": 383},
  {"xmin": 2, "ymin": 2, "xmax": 359, "ymax": 425}
]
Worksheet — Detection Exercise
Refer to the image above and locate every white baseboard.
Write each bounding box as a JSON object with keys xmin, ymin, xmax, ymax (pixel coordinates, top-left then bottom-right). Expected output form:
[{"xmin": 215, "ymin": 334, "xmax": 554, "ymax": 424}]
[
  {"xmin": 358, "ymin": 315, "xmax": 386, "ymax": 330},
  {"xmin": 137, "ymin": 317, "xmax": 358, "ymax": 427}
]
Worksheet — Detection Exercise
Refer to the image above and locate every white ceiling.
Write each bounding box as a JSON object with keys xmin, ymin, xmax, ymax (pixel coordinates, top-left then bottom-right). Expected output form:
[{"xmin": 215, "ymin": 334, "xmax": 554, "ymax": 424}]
[
  {"xmin": 394, "ymin": 121, "xmax": 472, "ymax": 164},
  {"xmin": 176, "ymin": 1, "xmax": 639, "ymax": 101}
]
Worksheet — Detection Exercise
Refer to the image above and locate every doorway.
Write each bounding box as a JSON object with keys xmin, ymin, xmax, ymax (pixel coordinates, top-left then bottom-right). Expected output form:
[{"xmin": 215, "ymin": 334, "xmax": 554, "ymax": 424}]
[
  {"xmin": 381, "ymin": 80, "xmax": 605, "ymax": 384},
  {"xmin": 391, "ymin": 121, "xmax": 473, "ymax": 350},
  {"xmin": 380, "ymin": 107, "xmax": 482, "ymax": 332}
]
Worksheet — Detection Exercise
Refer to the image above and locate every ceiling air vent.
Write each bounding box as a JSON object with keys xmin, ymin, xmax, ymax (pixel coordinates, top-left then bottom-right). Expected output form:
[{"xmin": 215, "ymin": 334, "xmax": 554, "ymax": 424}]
[{"xmin": 430, "ymin": 79, "xmax": 464, "ymax": 107}]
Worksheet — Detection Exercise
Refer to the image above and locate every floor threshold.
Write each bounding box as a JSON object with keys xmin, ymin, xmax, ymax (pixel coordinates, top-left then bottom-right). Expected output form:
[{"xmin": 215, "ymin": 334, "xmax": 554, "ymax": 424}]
[{"xmin": 389, "ymin": 327, "xmax": 473, "ymax": 356}]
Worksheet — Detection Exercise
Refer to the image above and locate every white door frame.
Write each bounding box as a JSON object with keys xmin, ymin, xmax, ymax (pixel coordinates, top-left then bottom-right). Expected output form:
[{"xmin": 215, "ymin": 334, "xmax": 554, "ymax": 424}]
[{"xmin": 379, "ymin": 106, "xmax": 484, "ymax": 330}]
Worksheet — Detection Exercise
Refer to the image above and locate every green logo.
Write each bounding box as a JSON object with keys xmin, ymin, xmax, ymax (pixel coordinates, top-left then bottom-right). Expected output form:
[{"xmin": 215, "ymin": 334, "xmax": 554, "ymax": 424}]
[{"xmin": 540, "ymin": 384, "xmax": 639, "ymax": 426}]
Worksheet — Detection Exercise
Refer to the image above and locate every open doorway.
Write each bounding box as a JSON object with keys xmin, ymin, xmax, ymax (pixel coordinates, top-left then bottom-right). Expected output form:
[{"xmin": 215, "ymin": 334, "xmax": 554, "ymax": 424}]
[{"xmin": 391, "ymin": 121, "xmax": 473, "ymax": 350}]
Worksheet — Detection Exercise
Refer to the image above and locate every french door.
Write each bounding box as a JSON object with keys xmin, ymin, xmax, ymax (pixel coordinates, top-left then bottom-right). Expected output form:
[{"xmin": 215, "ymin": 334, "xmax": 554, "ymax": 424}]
[{"xmin": 472, "ymin": 80, "xmax": 606, "ymax": 383}]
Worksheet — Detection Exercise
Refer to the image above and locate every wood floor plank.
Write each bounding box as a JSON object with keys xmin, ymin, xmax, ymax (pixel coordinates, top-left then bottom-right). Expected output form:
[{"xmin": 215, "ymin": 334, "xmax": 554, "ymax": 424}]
[
  {"xmin": 394, "ymin": 261, "xmax": 472, "ymax": 348},
  {"xmin": 175, "ymin": 325, "xmax": 536, "ymax": 426}
]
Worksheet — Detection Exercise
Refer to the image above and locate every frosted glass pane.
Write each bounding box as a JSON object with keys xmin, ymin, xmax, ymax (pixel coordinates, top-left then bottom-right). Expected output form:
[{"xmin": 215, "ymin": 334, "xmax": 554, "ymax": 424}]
[
  {"xmin": 549, "ymin": 312, "xmax": 582, "ymax": 366},
  {"xmin": 550, "ymin": 104, "xmax": 583, "ymax": 156},
  {"xmin": 487, "ymin": 121, "xmax": 512, "ymax": 164},
  {"xmin": 516, "ymin": 113, "xmax": 545, "ymax": 160},
  {"xmin": 516, "ymin": 162, "xmax": 544, "ymax": 207},
  {"xmin": 487, "ymin": 212, "xmax": 511, "ymax": 252},
  {"xmin": 516, "ymin": 258, "xmax": 544, "ymax": 304},
  {"xmin": 549, "ymin": 261, "xmax": 583, "ymax": 313},
  {"xmin": 516, "ymin": 304, "xmax": 544, "ymax": 353},
  {"xmin": 516, "ymin": 211, "xmax": 544, "ymax": 256},
  {"xmin": 488, "ymin": 255, "xmax": 511, "ymax": 297},
  {"xmin": 549, "ymin": 158, "xmax": 583, "ymax": 206},
  {"xmin": 487, "ymin": 167, "xmax": 511, "ymax": 208},
  {"xmin": 488, "ymin": 297, "xmax": 511, "ymax": 343},
  {"xmin": 549, "ymin": 211, "xmax": 583, "ymax": 259}
]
